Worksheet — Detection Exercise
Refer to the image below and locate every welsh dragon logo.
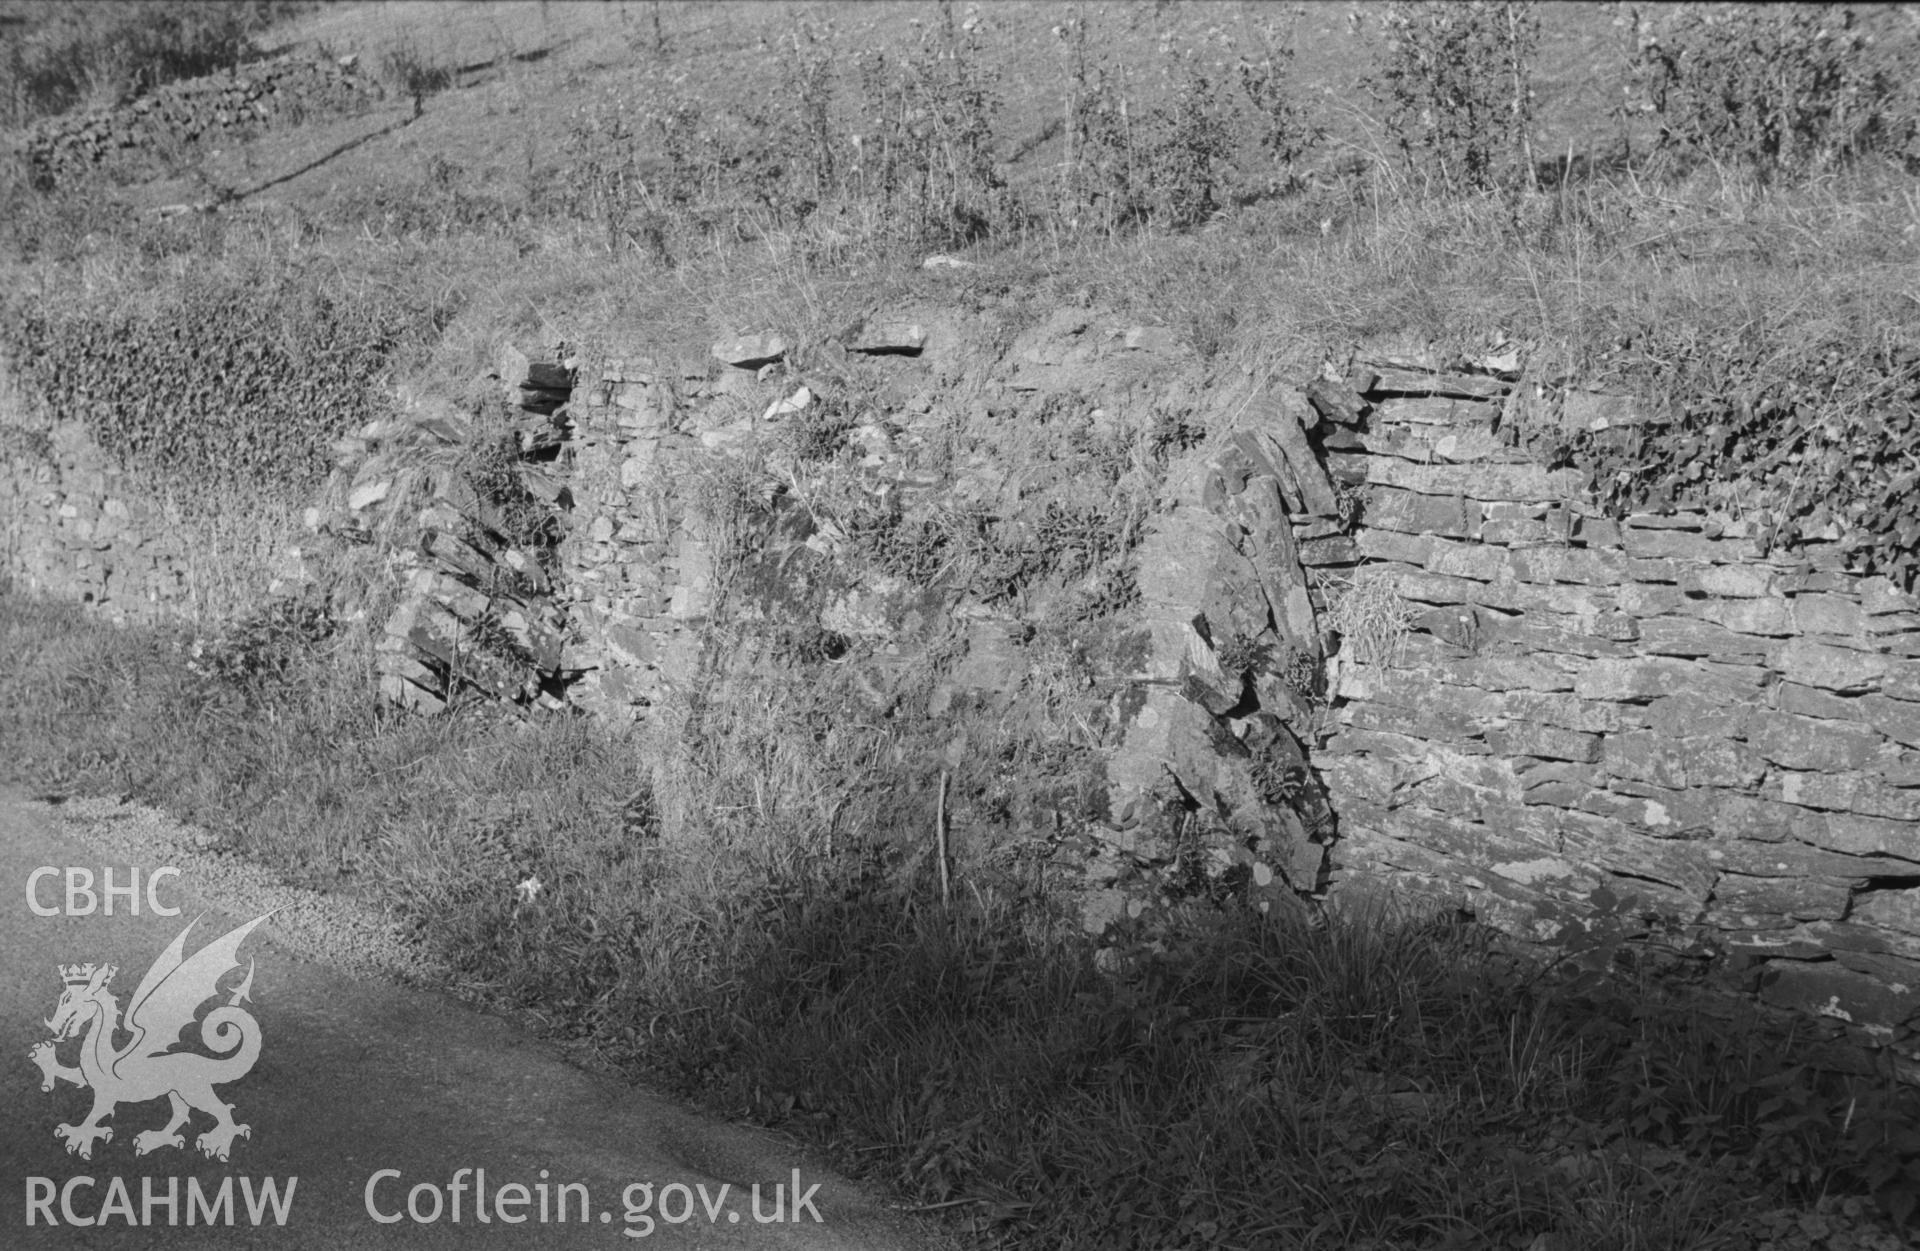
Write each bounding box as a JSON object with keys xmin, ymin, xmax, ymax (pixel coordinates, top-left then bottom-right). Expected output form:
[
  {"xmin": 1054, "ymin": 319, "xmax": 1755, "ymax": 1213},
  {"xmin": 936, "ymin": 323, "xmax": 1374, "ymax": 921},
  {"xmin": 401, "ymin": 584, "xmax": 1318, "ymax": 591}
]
[{"xmin": 29, "ymin": 913, "xmax": 271, "ymax": 1162}]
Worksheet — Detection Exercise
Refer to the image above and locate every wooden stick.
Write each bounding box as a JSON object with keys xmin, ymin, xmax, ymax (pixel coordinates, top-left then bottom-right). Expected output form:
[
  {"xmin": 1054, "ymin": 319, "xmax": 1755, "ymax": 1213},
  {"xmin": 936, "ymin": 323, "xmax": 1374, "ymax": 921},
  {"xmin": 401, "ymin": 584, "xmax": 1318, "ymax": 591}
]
[{"xmin": 936, "ymin": 770, "xmax": 951, "ymax": 912}]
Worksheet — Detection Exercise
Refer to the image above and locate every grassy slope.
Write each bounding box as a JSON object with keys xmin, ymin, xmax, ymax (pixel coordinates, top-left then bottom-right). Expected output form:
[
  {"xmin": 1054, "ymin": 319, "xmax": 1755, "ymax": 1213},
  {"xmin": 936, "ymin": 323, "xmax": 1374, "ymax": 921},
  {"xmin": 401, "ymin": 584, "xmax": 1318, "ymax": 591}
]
[{"xmin": 5, "ymin": 3, "xmax": 1920, "ymax": 1249}]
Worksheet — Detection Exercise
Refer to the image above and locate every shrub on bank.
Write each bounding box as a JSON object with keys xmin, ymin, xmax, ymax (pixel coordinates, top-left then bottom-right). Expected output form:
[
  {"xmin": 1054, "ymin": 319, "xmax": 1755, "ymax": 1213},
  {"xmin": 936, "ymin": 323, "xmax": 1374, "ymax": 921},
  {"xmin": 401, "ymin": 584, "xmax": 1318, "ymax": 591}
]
[{"xmin": 0, "ymin": 259, "xmax": 453, "ymax": 502}]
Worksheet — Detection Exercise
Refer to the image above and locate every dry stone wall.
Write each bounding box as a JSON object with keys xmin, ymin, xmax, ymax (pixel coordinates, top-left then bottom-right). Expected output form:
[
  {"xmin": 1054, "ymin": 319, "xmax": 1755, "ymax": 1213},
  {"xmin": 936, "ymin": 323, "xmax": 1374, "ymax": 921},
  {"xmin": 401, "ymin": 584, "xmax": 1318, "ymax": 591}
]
[
  {"xmin": 0, "ymin": 418, "xmax": 272, "ymax": 622},
  {"xmin": 25, "ymin": 51, "xmax": 378, "ymax": 187},
  {"xmin": 1299, "ymin": 353, "xmax": 1920, "ymax": 1064},
  {"xmin": 7, "ymin": 296, "xmax": 1918, "ymax": 1069}
]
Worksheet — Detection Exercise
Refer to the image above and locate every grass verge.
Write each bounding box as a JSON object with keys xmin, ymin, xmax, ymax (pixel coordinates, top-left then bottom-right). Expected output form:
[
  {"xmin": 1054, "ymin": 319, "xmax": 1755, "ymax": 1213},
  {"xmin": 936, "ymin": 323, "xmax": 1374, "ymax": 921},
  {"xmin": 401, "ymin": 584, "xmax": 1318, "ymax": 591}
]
[{"xmin": 3, "ymin": 594, "xmax": 1916, "ymax": 1249}]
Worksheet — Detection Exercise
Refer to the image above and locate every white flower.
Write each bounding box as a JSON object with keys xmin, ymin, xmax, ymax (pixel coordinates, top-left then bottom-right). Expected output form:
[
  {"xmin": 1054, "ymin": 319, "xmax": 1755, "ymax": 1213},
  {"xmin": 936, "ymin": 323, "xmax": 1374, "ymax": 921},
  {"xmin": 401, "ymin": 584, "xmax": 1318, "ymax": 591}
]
[{"xmin": 514, "ymin": 876, "xmax": 543, "ymax": 905}]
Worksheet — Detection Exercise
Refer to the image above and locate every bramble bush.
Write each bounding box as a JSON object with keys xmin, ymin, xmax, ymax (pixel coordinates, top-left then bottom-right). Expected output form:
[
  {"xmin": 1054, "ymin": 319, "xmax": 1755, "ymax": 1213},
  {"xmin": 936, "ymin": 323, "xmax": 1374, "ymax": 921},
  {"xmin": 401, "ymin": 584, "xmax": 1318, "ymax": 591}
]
[
  {"xmin": 1371, "ymin": 0, "xmax": 1539, "ymax": 195},
  {"xmin": 1627, "ymin": 3, "xmax": 1917, "ymax": 184}
]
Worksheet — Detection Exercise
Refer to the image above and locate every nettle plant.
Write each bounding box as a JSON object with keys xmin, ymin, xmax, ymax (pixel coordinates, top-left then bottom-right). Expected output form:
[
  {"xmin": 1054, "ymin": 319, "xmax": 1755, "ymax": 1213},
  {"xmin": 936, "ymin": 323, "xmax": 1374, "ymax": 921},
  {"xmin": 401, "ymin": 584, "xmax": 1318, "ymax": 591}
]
[
  {"xmin": 1626, "ymin": 3, "xmax": 1917, "ymax": 184},
  {"xmin": 851, "ymin": 2, "xmax": 1007, "ymax": 246},
  {"xmin": 1371, "ymin": 0, "xmax": 1540, "ymax": 195},
  {"xmin": 1058, "ymin": 11, "xmax": 1320, "ymax": 233}
]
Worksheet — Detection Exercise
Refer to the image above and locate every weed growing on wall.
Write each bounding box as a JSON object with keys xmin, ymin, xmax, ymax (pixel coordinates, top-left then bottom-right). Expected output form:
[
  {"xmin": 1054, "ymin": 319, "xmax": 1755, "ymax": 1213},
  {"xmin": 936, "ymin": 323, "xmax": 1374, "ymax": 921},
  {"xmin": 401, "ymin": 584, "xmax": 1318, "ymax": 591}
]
[
  {"xmin": 1321, "ymin": 566, "xmax": 1414, "ymax": 668},
  {"xmin": 1371, "ymin": 1, "xmax": 1539, "ymax": 195},
  {"xmin": 1627, "ymin": 3, "xmax": 1916, "ymax": 183}
]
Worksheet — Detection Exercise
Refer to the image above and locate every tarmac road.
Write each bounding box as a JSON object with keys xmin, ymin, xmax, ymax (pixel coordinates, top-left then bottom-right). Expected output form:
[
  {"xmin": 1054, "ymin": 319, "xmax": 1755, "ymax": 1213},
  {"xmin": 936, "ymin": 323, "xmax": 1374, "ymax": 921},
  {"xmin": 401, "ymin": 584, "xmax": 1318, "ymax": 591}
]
[{"xmin": 1, "ymin": 790, "xmax": 954, "ymax": 1250}]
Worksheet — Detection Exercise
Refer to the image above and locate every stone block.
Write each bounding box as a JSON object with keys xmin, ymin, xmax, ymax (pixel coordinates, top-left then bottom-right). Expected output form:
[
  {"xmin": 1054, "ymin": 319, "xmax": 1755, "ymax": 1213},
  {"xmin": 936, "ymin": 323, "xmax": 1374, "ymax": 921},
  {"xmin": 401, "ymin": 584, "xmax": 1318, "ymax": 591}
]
[
  {"xmin": 1345, "ymin": 702, "xmax": 1490, "ymax": 747},
  {"xmin": 1773, "ymin": 639, "xmax": 1889, "ymax": 693},
  {"xmin": 1693, "ymin": 792, "xmax": 1804, "ymax": 842},
  {"xmin": 604, "ymin": 624, "xmax": 656, "ymax": 668},
  {"xmin": 1589, "ymin": 607, "xmax": 1647, "ymax": 640},
  {"xmin": 1775, "ymin": 682, "xmax": 1861, "ymax": 721},
  {"xmin": 1697, "ymin": 596, "xmax": 1795, "ymax": 636},
  {"xmin": 1681, "ymin": 564, "xmax": 1775, "ymax": 597},
  {"xmin": 1642, "ymin": 691, "xmax": 1748, "ymax": 739},
  {"xmin": 1371, "ymin": 395, "xmax": 1491, "ymax": 425},
  {"xmin": 1297, "ymin": 535, "xmax": 1359, "ymax": 566},
  {"xmin": 1575, "ymin": 515, "xmax": 1624, "ymax": 547},
  {"xmin": 1883, "ymin": 660, "xmax": 1920, "ymax": 702},
  {"xmin": 1703, "ymin": 841, "xmax": 1893, "ymax": 880},
  {"xmin": 853, "ymin": 318, "xmax": 928, "ymax": 354},
  {"xmin": 1524, "ymin": 780, "xmax": 1592, "ymax": 808},
  {"xmin": 1576, "ymin": 788, "xmax": 1685, "ymax": 833},
  {"xmin": 1369, "ymin": 805, "xmax": 1557, "ymax": 872},
  {"xmin": 1602, "ymin": 732, "xmax": 1765, "ymax": 790},
  {"xmin": 1364, "ymin": 459, "xmax": 1581, "ymax": 501},
  {"xmin": 1574, "ymin": 657, "xmax": 1700, "ymax": 702},
  {"xmin": 1792, "ymin": 594, "xmax": 1870, "ymax": 637},
  {"xmin": 1813, "ymin": 813, "xmax": 1919, "ymax": 862},
  {"xmin": 1801, "ymin": 920, "xmax": 1920, "ymax": 960},
  {"xmin": 1486, "ymin": 721, "xmax": 1601, "ymax": 762},
  {"xmin": 1547, "ymin": 814, "xmax": 1716, "ymax": 896},
  {"xmin": 1355, "ymin": 529, "xmax": 1432, "ymax": 565},
  {"xmin": 1483, "ymin": 517, "xmax": 1560, "ymax": 544},
  {"xmin": 1321, "ymin": 754, "xmax": 1405, "ymax": 806},
  {"xmin": 1860, "ymin": 695, "xmax": 1920, "ymax": 748},
  {"xmin": 1758, "ymin": 961, "xmax": 1918, "ymax": 1029},
  {"xmin": 1482, "ymin": 616, "xmax": 1635, "ymax": 659},
  {"xmin": 1431, "ymin": 429, "xmax": 1516, "ymax": 463},
  {"xmin": 1743, "ymin": 711, "xmax": 1883, "ymax": 772},
  {"xmin": 1323, "ymin": 728, "xmax": 1430, "ymax": 763},
  {"xmin": 1412, "ymin": 605, "xmax": 1489, "ymax": 650},
  {"xmin": 1367, "ymin": 368, "xmax": 1510, "ymax": 400},
  {"xmin": 1506, "ymin": 547, "xmax": 1629, "ymax": 587},
  {"xmin": 1500, "ymin": 691, "xmax": 1619, "ymax": 732},
  {"xmin": 1623, "ymin": 528, "xmax": 1724, "ymax": 562},
  {"xmin": 1424, "ymin": 538, "xmax": 1512, "ymax": 582},
  {"xmin": 1362, "ymin": 486, "xmax": 1481, "ymax": 539},
  {"xmin": 1853, "ymin": 887, "xmax": 1920, "ymax": 936},
  {"xmin": 1391, "ymin": 570, "xmax": 1524, "ymax": 611},
  {"xmin": 1626, "ymin": 558, "xmax": 1682, "ymax": 583},
  {"xmin": 711, "ymin": 332, "xmax": 787, "ymax": 368},
  {"xmin": 1408, "ymin": 752, "xmax": 1525, "ymax": 812},
  {"xmin": 1774, "ymin": 771, "xmax": 1920, "ymax": 820},
  {"xmin": 1449, "ymin": 656, "xmax": 1576, "ymax": 692},
  {"xmin": 1831, "ymin": 949, "xmax": 1920, "ymax": 990},
  {"xmin": 1714, "ymin": 875, "xmax": 1856, "ymax": 923},
  {"xmin": 1686, "ymin": 737, "xmax": 1772, "ymax": 787},
  {"xmin": 1859, "ymin": 577, "xmax": 1920, "ymax": 615},
  {"xmin": 1615, "ymin": 584, "xmax": 1685, "ymax": 616},
  {"xmin": 1636, "ymin": 615, "xmax": 1769, "ymax": 662}
]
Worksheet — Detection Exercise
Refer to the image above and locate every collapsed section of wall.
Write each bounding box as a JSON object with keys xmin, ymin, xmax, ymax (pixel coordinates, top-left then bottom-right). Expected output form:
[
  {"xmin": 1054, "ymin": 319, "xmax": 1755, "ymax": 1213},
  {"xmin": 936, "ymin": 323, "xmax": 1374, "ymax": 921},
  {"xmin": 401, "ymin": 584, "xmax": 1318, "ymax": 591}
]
[
  {"xmin": 1299, "ymin": 352, "xmax": 1920, "ymax": 1063},
  {"xmin": 557, "ymin": 307, "xmax": 1337, "ymax": 925},
  {"xmin": 1, "ymin": 418, "xmax": 298, "ymax": 623}
]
